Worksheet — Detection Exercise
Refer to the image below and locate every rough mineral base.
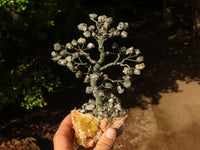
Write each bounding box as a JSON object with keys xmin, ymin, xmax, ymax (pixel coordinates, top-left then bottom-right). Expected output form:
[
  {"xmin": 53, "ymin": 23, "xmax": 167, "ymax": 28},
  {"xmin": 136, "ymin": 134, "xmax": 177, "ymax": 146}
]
[{"xmin": 71, "ymin": 110, "xmax": 127, "ymax": 148}]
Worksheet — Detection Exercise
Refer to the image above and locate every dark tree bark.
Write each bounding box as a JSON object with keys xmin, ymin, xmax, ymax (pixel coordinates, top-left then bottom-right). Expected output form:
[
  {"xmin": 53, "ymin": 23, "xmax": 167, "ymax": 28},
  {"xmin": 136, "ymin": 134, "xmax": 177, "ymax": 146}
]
[{"xmin": 190, "ymin": 0, "xmax": 200, "ymax": 36}]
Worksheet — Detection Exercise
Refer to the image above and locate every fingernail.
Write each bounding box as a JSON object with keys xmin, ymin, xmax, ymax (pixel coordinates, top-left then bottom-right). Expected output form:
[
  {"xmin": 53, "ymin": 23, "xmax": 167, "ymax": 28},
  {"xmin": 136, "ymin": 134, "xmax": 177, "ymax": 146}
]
[{"xmin": 106, "ymin": 128, "xmax": 116, "ymax": 140}]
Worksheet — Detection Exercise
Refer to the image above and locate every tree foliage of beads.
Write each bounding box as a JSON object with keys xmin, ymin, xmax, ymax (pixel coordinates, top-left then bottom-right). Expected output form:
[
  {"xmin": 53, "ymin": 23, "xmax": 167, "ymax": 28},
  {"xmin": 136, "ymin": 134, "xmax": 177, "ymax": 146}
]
[{"xmin": 51, "ymin": 13, "xmax": 145, "ymax": 108}]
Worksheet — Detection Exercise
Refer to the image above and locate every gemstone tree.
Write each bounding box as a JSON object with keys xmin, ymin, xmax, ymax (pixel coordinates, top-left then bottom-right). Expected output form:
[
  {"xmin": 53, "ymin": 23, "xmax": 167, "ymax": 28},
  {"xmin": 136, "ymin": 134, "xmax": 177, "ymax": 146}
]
[{"xmin": 51, "ymin": 13, "xmax": 145, "ymax": 113}]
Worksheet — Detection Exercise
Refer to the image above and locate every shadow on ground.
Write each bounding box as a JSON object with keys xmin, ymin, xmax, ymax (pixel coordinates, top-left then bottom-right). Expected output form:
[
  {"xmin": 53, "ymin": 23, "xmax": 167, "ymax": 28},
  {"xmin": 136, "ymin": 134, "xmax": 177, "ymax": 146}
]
[{"xmin": 121, "ymin": 16, "xmax": 200, "ymax": 109}]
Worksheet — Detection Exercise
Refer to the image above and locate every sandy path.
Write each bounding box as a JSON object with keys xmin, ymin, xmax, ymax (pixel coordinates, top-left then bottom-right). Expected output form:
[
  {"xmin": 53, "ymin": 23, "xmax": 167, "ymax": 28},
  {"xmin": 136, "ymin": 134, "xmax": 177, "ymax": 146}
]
[
  {"xmin": 149, "ymin": 80, "xmax": 200, "ymax": 150},
  {"xmin": 115, "ymin": 80, "xmax": 200, "ymax": 150}
]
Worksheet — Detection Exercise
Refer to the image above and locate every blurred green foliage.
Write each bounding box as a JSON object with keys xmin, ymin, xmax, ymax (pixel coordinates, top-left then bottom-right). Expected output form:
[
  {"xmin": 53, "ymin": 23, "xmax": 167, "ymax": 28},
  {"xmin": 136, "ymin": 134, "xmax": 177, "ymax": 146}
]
[
  {"xmin": 0, "ymin": 57, "xmax": 61, "ymax": 110},
  {"xmin": 0, "ymin": 0, "xmax": 80, "ymax": 110},
  {"xmin": 0, "ymin": 0, "xmax": 29, "ymax": 12}
]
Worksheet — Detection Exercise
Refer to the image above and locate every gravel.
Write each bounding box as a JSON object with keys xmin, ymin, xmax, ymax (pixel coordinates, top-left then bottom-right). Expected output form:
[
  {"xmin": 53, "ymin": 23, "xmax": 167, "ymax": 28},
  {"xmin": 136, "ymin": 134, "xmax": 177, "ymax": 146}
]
[
  {"xmin": 85, "ymin": 104, "xmax": 95, "ymax": 111},
  {"xmin": 77, "ymin": 95, "xmax": 126, "ymax": 120}
]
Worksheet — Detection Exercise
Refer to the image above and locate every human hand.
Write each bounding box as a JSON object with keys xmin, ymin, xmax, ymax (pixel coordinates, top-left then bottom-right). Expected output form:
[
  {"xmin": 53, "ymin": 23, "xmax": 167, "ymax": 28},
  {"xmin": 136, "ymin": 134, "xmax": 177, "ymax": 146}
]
[{"xmin": 53, "ymin": 114, "xmax": 117, "ymax": 150}]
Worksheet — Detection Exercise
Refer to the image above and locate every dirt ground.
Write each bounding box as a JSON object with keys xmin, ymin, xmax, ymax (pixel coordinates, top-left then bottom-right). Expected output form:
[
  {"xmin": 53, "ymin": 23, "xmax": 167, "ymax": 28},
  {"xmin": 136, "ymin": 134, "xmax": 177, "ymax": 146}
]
[
  {"xmin": 115, "ymin": 80, "xmax": 200, "ymax": 150},
  {"xmin": 149, "ymin": 80, "xmax": 200, "ymax": 150},
  {"xmin": 1, "ymin": 80, "xmax": 200, "ymax": 150}
]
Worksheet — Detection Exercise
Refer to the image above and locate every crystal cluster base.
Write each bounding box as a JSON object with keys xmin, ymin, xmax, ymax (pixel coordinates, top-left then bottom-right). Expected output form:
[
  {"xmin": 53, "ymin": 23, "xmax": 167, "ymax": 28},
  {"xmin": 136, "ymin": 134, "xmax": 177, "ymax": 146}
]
[{"xmin": 71, "ymin": 110, "xmax": 127, "ymax": 148}]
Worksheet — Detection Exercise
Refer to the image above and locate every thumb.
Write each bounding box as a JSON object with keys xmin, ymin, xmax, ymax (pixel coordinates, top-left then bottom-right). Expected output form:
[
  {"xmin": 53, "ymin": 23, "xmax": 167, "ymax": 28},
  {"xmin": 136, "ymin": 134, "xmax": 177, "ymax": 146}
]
[{"xmin": 94, "ymin": 128, "xmax": 117, "ymax": 150}]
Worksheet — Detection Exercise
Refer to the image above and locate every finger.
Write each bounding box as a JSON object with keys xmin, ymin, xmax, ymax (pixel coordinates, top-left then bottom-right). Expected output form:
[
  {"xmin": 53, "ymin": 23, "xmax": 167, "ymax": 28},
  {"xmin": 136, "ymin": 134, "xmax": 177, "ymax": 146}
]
[
  {"xmin": 53, "ymin": 114, "xmax": 74, "ymax": 150},
  {"xmin": 94, "ymin": 128, "xmax": 116, "ymax": 150}
]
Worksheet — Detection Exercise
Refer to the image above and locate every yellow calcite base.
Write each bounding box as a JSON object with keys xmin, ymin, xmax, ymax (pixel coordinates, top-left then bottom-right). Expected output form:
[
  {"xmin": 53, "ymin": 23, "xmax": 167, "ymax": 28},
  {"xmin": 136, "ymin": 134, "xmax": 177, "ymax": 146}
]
[
  {"xmin": 71, "ymin": 110, "xmax": 101, "ymax": 147},
  {"xmin": 71, "ymin": 110, "xmax": 128, "ymax": 148}
]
